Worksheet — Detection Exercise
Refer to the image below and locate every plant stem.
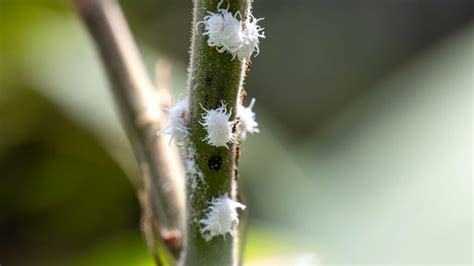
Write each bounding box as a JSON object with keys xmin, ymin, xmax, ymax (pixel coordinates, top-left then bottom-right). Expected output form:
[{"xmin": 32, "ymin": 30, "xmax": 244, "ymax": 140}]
[
  {"xmin": 183, "ymin": 0, "xmax": 250, "ymax": 265},
  {"xmin": 74, "ymin": 0, "xmax": 185, "ymax": 259}
]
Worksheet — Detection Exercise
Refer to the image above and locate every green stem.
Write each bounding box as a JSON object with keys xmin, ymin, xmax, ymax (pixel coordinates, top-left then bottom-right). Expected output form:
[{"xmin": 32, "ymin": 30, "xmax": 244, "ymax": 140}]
[{"xmin": 183, "ymin": 0, "xmax": 250, "ymax": 265}]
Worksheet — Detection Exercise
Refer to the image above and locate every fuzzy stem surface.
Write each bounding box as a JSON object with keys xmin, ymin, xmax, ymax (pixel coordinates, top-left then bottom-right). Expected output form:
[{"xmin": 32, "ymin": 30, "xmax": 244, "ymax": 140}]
[{"xmin": 183, "ymin": 0, "xmax": 250, "ymax": 265}]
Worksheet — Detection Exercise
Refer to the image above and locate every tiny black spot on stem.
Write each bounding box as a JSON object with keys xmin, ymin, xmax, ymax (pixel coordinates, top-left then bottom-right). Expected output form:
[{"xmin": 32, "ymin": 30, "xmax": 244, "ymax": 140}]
[
  {"xmin": 205, "ymin": 75, "xmax": 212, "ymax": 87},
  {"xmin": 235, "ymin": 145, "xmax": 241, "ymax": 163},
  {"xmin": 234, "ymin": 168, "xmax": 239, "ymax": 181},
  {"xmin": 208, "ymin": 155, "xmax": 223, "ymax": 171}
]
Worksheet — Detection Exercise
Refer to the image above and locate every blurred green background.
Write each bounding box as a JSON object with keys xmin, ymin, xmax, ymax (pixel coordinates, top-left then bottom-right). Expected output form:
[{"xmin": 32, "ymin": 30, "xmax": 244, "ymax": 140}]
[{"xmin": 0, "ymin": 0, "xmax": 472, "ymax": 265}]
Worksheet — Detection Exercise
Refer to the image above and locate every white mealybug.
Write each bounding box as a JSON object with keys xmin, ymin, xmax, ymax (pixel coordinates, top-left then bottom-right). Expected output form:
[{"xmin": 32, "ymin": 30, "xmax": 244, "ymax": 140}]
[
  {"xmin": 201, "ymin": 103, "xmax": 236, "ymax": 147},
  {"xmin": 158, "ymin": 99, "xmax": 189, "ymax": 143},
  {"xmin": 235, "ymin": 15, "xmax": 265, "ymax": 60},
  {"xmin": 237, "ymin": 98, "xmax": 259, "ymax": 140},
  {"xmin": 199, "ymin": 193, "xmax": 246, "ymax": 241},
  {"xmin": 197, "ymin": 1, "xmax": 264, "ymax": 60},
  {"xmin": 199, "ymin": 7, "xmax": 243, "ymax": 56}
]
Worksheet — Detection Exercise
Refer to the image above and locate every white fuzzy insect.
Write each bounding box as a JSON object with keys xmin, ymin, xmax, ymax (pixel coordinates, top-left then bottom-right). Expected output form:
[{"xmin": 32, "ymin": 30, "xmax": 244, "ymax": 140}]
[
  {"xmin": 199, "ymin": 6, "xmax": 243, "ymax": 56},
  {"xmin": 201, "ymin": 103, "xmax": 236, "ymax": 147},
  {"xmin": 235, "ymin": 15, "xmax": 265, "ymax": 60},
  {"xmin": 158, "ymin": 99, "xmax": 189, "ymax": 143},
  {"xmin": 199, "ymin": 193, "xmax": 246, "ymax": 241},
  {"xmin": 237, "ymin": 98, "xmax": 259, "ymax": 140},
  {"xmin": 198, "ymin": 1, "xmax": 265, "ymax": 60}
]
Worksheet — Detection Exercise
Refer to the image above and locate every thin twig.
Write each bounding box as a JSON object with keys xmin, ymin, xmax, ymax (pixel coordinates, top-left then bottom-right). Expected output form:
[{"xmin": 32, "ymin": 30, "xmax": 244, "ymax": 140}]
[{"xmin": 74, "ymin": 0, "xmax": 185, "ymax": 258}]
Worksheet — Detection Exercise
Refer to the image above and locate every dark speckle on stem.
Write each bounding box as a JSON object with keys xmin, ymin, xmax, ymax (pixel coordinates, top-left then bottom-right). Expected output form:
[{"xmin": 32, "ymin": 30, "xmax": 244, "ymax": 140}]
[
  {"xmin": 205, "ymin": 74, "xmax": 212, "ymax": 87},
  {"xmin": 208, "ymin": 155, "xmax": 223, "ymax": 171}
]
